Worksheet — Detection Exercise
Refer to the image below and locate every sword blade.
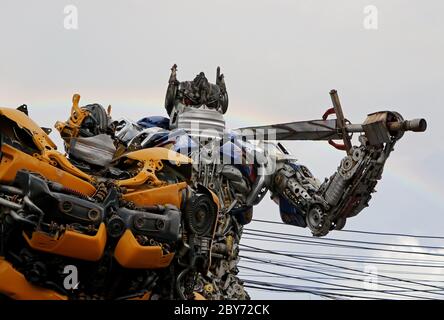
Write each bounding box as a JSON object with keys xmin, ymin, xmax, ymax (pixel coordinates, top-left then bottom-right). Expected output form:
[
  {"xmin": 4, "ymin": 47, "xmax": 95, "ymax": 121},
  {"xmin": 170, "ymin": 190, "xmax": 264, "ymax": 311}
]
[{"xmin": 234, "ymin": 119, "xmax": 342, "ymax": 141}]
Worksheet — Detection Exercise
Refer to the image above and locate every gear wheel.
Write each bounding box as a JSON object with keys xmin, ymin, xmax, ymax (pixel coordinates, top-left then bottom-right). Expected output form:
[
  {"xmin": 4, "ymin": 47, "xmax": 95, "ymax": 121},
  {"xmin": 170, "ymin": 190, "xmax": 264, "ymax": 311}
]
[
  {"xmin": 184, "ymin": 193, "xmax": 217, "ymax": 237},
  {"xmin": 306, "ymin": 206, "xmax": 331, "ymax": 237}
]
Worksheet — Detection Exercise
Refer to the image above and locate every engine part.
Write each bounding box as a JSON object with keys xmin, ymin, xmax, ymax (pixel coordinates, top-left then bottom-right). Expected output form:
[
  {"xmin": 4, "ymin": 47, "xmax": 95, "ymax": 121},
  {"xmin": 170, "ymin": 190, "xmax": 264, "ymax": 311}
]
[
  {"xmin": 171, "ymin": 107, "xmax": 226, "ymax": 140},
  {"xmin": 69, "ymin": 134, "xmax": 116, "ymax": 167},
  {"xmin": 23, "ymin": 223, "xmax": 107, "ymax": 261},
  {"xmin": 107, "ymin": 215, "xmax": 126, "ymax": 238},
  {"xmin": 114, "ymin": 230, "xmax": 175, "ymax": 269},
  {"xmin": 113, "ymin": 117, "xmax": 142, "ymax": 145},
  {"xmin": 306, "ymin": 206, "xmax": 331, "ymax": 237},
  {"xmin": 116, "ymin": 205, "xmax": 182, "ymax": 243},
  {"xmin": 323, "ymin": 173, "xmax": 346, "ymax": 206},
  {"xmin": 184, "ymin": 193, "xmax": 217, "ymax": 237},
  {"xmin": 13, "ymin": 171, "xmax": 103, "ymax": 226}
]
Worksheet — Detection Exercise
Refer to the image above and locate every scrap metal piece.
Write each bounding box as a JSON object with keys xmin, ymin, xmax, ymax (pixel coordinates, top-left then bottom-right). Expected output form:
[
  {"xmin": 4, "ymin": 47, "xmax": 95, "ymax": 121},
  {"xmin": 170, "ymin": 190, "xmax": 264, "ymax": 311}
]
[
  {"xmin": 69, "ymin": 134, "xmax": 116, "ymax": 167},
  {"xmin": 55, "ymin": 94, "xmax": 90, "ymax": 142},
  {"xmin": 234, "ymin": 119, "xmax": 340, "ymax": 141},
  {"xmin": 171, "ymin": 106, "xmax": 226, "ymax": 139},
  {"xmin": 113, "ymin": 117, "xmax": 142, "ymax": 145},
  {"xmin": 362, "ymin": 112, "xmax": 392, "ymax": 146}
]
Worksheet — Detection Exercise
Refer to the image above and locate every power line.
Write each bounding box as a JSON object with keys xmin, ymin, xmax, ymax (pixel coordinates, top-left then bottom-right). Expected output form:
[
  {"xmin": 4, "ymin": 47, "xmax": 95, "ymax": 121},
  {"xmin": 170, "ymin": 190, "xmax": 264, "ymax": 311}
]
[
  {"xmin": 240, "ymin": 256, "xmax": 444, "ymax": 284},
  {"xmin": 244, "ymin": 282, "xmax": 364, "ymax": 300},
  {"xmin": 244, "ymin": 283, "xmax": 341, "ymax": 300},
  {"xmin": 245, "ymin": 227, "xmax": 444, "ymax": 250},
  {"xmin": 241, "ymin": 246, "xmax": 444, "ymax": 267},
  {"xmin": 242, "ymin": 234, "xmax": 444, "ymax": 261},
  {"xmin": 241, "ymin": 246, "xmax": 444, "ymax": 269},
  {"xmin": 240, "ymin": 264, "xmax": 429, "ymax": 300},
  {"xmin": 242, "ymin": 232, "xmax": 444, "ymax": 258},
  {"xmin": 242, "ymin": 267, "xmax": 382, "ymax": 300},
  {"xmin": 240, "ymin": 255, "xmax": 440, "ymax": 299},
  {"xmin": 241, "ymin": 274, "xmax": 444, "ymax": 284},
  {"xmin": 240, "ymin": 243, "xmax": 444, "ymax": 295},
  {"xmin": 244, "ymin": 219, "xmax": 444, "ymax": 298},
  {"xmin": 240, "ymin": 254, "xmax": 444, "ymax": 279},
  {"xmin": 245, "ymin": 279, "xmax": 444, "ymax": 294},
  {"xmin": 252, "ymin": 218, "xmax": 444, "ymax": 240}
]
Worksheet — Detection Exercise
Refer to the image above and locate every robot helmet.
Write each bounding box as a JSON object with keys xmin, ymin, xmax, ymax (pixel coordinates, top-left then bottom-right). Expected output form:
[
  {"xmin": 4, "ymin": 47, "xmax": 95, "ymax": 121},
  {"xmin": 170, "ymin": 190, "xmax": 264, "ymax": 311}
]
[{"xmin": 165, "ymin": 64, "xmax": 228, "ymax": 116}]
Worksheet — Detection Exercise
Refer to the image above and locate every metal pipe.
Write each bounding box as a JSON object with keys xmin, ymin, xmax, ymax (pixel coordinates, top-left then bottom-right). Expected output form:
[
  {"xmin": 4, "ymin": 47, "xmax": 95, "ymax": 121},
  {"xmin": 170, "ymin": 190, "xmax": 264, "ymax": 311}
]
[
  {"xmin": 23, "ymin": 196, "xmax": 44, "ymax": 215},
  {"xmin": 345, "ymin": 119, "xmax": 427, "ymax": 133},
  {"xmin": 345, "ymin": 124, "xmax": 365, "ymax": 133},
  {"xmin": 0, "ymin": 185, "xmax": 24, "ymax": 196},
  {"xmin": 0, "ymin": 197, "xmax": 22, "ymax": 210},
  {"xmin": 388, "ymin": 118, "xmax": 427, "ymax": 132},
  {"xmin": 246, "ymin": 164, "xmax": 266, "ymax": 206}
]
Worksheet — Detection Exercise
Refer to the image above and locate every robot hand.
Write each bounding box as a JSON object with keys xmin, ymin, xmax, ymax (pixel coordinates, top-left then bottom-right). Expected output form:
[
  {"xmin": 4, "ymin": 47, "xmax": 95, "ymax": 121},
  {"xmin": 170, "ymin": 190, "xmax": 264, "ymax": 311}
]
[{"xmin": 271, "ymin": 111, "xmax": 411, "ymax": 237}]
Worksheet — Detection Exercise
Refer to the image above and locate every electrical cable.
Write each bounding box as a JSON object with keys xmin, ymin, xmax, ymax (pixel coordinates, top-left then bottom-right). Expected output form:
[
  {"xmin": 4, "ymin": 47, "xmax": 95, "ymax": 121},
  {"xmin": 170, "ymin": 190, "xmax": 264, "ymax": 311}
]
[
  {"xmin": 252, "ymin": 218, "xmax": 444, "ymax": 240},
  {"xmin": 240, "ymin": 243, "xmax": 444, "ymax": 295},
  {"xmin": 240, "ymin": 255, "xmax": 440, "ymax": 299}
]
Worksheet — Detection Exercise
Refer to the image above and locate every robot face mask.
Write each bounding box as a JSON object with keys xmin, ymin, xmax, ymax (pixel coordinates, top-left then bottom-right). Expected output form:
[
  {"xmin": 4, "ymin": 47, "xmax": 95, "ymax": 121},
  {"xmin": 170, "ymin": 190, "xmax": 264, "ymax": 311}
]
[{"xmin": 165, "ymin": 65, "xmax": 229, "ymax": 115}]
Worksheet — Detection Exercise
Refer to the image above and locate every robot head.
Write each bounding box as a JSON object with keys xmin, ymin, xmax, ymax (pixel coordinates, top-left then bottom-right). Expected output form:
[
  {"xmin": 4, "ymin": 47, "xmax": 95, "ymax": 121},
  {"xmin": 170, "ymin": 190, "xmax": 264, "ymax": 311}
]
[
  {"xmin": 164, "ymin": 65, "xmax": 228, "ymax": 139},
  {"xmin": 164, "ymin": 64, "xmax": 229, "ymax": 116}
]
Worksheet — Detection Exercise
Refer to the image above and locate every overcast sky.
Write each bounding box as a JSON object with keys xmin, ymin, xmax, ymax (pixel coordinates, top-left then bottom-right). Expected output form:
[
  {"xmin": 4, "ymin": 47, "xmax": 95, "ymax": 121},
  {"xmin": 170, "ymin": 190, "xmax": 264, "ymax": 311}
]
[{"xmin": 0, "ymin": 0, "xmax": 443, "ymax": 299}]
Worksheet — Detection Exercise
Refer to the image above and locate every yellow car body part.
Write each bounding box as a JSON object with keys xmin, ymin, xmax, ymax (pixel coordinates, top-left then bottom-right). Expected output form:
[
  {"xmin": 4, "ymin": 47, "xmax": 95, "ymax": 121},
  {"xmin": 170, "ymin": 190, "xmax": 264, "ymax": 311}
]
[
  {"xmin": 54, "ymin": 94, "xmax": 90, "ymax": 144},
  {"xmin": 0, "ymin": 143, "xmax": 96, "ymax": 196},
  {"xmin": 0, "ymin": 257, "xmax": 67, "ymax": 300},
  {"xmin": 208, "ymin": 189, "xmax": 220, "ymax": 210},
  {"xmin": 44, "ymin": 149, "xmax": 93, "ymax": 182},
  {"xmin": 127, "ymin": 291, "xmax": 152, "ymax": 300},
  {"xmin": 0, "ymin": 107, "xmax": 57, "ymax": 150},
  {"xmin": 114, "ymin": 229, "xmax": 175, "ymax": 269},
  {"xmin": 0, "ymin": 106, "xmax": 94, "ymax": 185},
  {"xmin": 115, "ymin": 147, "xmax": 192, "ymax": 189},
  {"xmin": 123, "ymin": 182, "xmax": 188, "ymax": 208},
  {"xmin": 121, "ymin": 146, "xmax": 192, "ymax": 165},
  {"xmin": 23, "ymin": 223, "xmax": 107, "ymax": 262},
  {"xmin": 193, "ymin": 292, "xmax": 206, "ymax": 300},
  {"xmin": 118, "ymin": 159, "xmax": 165, "ymax": 188}
]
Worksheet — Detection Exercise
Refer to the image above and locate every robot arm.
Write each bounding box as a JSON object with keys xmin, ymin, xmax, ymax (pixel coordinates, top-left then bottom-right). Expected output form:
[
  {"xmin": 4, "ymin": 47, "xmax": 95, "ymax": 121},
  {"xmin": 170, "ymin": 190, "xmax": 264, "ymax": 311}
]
[{"xmin": 270, "ymin": 111, "xmax": 408, "ymax": 237}]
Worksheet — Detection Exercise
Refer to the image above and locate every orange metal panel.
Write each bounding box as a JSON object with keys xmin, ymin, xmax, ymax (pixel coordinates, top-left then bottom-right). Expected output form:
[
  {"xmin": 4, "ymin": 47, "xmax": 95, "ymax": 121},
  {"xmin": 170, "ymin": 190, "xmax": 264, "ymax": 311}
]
[
  {"xmin": 0, "ymin": 107, "xmax": 57, "ymax": 150},
  {"xmin": 23, "ymin": 223, "xmax": 107, "ymax": 262},
  {"xmin": 0, "ymin": 144, "xmax": 96, "ymax": 196},
  {"xmin": 114, "ymin": 230, "xmax": 174, "ymax": 269},
  {"xmin": 123, "ymin": 182, "xmax": 187, "ymax": 208},
  {"xmin": 0, "ymin": 257, "xmax": 67, "ymax": 300}
]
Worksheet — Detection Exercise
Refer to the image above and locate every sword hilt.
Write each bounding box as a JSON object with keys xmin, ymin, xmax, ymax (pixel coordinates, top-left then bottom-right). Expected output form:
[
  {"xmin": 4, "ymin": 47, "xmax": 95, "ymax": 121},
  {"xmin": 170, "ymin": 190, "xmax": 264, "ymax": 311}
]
[{"xmin": 329, "ymin": 90, "xmax": 353, "ymax": 154}]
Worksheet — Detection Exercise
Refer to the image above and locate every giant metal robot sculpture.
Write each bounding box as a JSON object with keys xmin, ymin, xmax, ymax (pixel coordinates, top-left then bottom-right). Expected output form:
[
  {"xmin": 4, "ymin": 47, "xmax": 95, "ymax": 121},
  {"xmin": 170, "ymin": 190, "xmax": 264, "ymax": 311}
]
[
  {"xmin": 0, "ymin": 65, "xmax": 426, "ymax": 300},
  {"xmin": 111, "ymin": 65, "xmax": 427, "ymax": 299}
]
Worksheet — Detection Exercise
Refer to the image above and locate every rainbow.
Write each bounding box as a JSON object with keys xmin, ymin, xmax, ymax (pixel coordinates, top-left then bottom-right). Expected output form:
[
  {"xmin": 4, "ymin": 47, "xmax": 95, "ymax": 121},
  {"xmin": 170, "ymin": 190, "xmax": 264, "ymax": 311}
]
[
  {"xmin": 4, "ymin": 93, "xmax": 440, "ymax": 211},
  {"xmin": 386, "ymin": 163, "xmax": 444, "ymax": 210}
]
